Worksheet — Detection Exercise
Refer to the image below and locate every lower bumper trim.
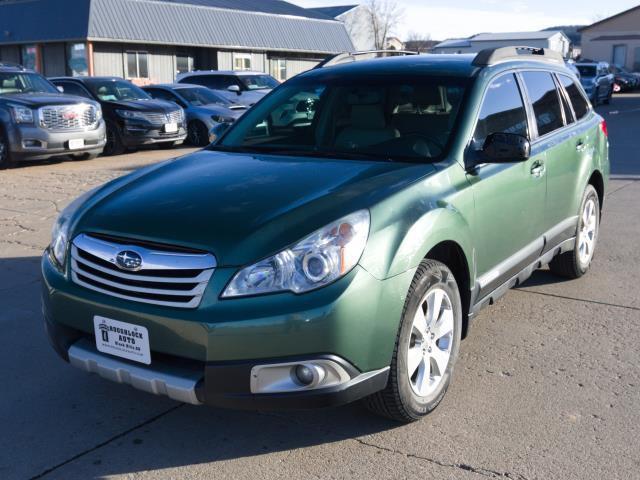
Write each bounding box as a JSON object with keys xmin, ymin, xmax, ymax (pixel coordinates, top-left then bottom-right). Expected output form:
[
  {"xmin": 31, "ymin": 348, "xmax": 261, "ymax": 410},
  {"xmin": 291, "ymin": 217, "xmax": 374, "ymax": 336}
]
[{"xmin": 68, "ymin": 338, "xmax": 203, "ymax": 405}]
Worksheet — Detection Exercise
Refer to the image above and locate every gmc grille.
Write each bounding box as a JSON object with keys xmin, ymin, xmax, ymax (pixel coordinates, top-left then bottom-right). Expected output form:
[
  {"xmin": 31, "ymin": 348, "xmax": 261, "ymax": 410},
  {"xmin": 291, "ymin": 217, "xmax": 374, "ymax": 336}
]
[{"xmin": 40, "ymin": 105, "xmax": 98, "ymax": 131}]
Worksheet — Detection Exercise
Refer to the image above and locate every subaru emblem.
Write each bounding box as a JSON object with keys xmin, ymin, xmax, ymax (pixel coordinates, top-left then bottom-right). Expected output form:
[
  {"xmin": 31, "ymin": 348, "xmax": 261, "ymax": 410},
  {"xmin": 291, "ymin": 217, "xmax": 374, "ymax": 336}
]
[{"xmin": 115, "ymin": 250, "xmax": 143, "ymax": 271}]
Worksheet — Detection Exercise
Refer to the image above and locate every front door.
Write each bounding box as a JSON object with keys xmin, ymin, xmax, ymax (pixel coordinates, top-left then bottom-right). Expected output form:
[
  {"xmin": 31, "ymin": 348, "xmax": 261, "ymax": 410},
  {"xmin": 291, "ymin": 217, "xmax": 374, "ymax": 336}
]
[{"xmin": 466, "ymin": 73, "xmax": 547, "ymax": 298}]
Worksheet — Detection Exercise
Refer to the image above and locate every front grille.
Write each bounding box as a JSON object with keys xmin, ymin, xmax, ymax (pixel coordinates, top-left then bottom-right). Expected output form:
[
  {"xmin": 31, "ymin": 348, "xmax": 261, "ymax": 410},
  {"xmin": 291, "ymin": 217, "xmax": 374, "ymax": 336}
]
[
  {"xmin": 138, "ymin": 110, "xmax": 183, "ymax": 125},
  {"xmin": 40, "ymin": 104, "xmax": 98, "ymax": 131},
  {"xmin": 70, "ymin": 234, "xmax": 216, "ymax": 309}
]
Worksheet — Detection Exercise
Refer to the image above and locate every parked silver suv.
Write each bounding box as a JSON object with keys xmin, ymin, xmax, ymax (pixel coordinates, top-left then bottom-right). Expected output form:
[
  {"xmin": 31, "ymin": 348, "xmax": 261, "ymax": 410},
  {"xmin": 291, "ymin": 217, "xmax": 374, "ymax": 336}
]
[{"xmin": 0, "ymin": 63, "xmax": 106, "ymax": 168}]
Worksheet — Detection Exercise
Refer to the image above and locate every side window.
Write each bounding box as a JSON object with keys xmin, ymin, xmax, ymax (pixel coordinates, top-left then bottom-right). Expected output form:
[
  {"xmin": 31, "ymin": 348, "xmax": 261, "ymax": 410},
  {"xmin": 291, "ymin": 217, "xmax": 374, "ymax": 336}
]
[
  {"xmin": 558, "ymin": 74, "xmax": 589, "ymax": 120},
  {"xmin": 58, "ymin": 81, "xmax": 92, "ymax": 99},
  {"xmin": 147, "ymin": 88, "xmax": 178, "ymax": 103},
  {"xmin": 521, "ymin": 71, "xmax": 564, "ymax": 137},
  {"xmin": 555, "ymin": 76, "xmax": 575, "ymax": 125},
  {"xmin": 473, "ymin": 73, "xmax": 528, "ymax": 147}
]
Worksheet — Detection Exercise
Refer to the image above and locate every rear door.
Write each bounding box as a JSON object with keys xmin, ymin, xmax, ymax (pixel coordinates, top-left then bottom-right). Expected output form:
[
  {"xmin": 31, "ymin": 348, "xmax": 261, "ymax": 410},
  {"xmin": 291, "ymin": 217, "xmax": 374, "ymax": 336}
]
[
  {"xmin": 467, "ymin": 72, "xmax": 547, "ymax": 298},
  {"xmin": 519, "ymin": 71, "xmax": 576, "ymax": 247}
]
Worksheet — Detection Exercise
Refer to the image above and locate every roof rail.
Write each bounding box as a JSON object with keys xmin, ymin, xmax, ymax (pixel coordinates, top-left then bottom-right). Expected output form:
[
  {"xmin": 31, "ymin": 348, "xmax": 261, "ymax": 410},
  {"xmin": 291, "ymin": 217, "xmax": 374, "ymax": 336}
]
[
  {"xmin": 472, "ymin": 46, "xmax": 564, "ymax": 67},
  {"xmin": 0, "ymin": 61, "xmax": 27, "ymax": 71},
  {"xmin": 314, "ymin": 50, "xmax": 419, "ymax": 69}
]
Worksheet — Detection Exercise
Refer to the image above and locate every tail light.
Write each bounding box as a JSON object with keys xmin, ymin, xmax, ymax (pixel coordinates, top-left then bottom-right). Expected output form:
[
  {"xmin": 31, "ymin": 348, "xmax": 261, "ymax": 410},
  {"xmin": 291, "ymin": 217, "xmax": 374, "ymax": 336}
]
[{"xmin": 599, "ymin": 120, "xmax": 608, "ymax": 138}]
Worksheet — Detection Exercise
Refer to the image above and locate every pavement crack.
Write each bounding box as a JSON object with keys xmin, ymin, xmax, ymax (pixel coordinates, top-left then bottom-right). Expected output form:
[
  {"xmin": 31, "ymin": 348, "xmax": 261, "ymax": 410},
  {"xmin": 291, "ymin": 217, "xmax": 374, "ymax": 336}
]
[
  {"xmin": 513, "ymin": 288, "xmax": 640, "ymax": 312},
  {"xmin": 353, "ymin": 437, "xmax": 529, "ymax": 479},
  {"xmin": 29, "ymin": 404, "xmax": 184, "ymax": 479},
  {"xmin": 606, "ymin": 181, "xmax": 635, "ymax": 197}
]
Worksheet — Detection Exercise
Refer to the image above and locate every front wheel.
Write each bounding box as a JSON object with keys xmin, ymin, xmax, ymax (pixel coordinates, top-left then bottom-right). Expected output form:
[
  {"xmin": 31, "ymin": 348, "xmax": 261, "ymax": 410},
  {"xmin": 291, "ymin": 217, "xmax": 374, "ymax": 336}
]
[
  {"xmin": 363, "ymin": 259, "xmax": 462, "ymax": 423},
  {"xmin": 103, "ymin": 122, "xmax": 125, "ymax": 156},
  {"xmin": 0, "ymin": 128, "xmax": 14, "ymax": 169},
  {"xmin": 549, "ymin": 185, "xmax": 600, "ymax": 279},
  {"xmin": 187, "ymin": 121, "xmax": 210, "ymax": 147}
]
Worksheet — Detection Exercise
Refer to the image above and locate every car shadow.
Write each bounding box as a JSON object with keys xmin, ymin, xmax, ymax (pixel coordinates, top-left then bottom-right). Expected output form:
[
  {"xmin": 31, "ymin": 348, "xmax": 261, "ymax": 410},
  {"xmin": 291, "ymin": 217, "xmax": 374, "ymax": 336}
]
[{"xmin": 0, "ymin": 256, "xmax": 402, "ymax": 479}]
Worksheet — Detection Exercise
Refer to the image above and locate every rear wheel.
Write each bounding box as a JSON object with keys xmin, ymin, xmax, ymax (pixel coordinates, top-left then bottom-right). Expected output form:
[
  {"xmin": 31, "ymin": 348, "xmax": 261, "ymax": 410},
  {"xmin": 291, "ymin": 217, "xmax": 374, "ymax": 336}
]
[
  {"xmin": 187, "ymin": 121, "xmax": 210, "ymax": 147},
  {"xmin": 363, "ymin": 259, "xmax": 462, "ymax": 423},
  {"xmin": 549, "ymin": 185, "xmax": 600, "ymax": 279}
]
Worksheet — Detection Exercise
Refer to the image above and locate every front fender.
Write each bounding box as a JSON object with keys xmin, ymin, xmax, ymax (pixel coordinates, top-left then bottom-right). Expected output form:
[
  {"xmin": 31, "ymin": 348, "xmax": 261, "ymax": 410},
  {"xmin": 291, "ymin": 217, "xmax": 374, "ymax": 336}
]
[{"xmin": 360, "ymin": 167, "xmax": 475, "ymax": 283}]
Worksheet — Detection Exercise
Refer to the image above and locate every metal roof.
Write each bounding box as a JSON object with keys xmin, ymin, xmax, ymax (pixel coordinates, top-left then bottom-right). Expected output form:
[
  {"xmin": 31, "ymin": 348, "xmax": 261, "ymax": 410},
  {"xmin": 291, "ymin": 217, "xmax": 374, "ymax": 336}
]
[
  {"xmin": 309, "ymin": 5, "xmax": 359, "ymax": 18},
  {"xmin": 433, "ymin": 39, "xmax": 472, "ymax": 49},
  {"xmin": 0, "ymin": 0, "xmax": 354, "ymax": 53},
  {"xmin": 471, "ymin": 31, "xmax": 565, "ymax": 42}
]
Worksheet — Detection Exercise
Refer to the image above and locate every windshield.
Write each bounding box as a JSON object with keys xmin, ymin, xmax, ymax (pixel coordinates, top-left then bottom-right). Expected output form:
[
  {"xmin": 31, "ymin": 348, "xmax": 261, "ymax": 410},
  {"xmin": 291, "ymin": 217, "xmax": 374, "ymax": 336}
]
[
  {"xmin": 178, "ymin": 87, "xmax": 230, "ymax": 106},
  {"xmin": 239, "ymin": 75, "xmax": 280, "ymax": 91},
  {"xmin": 577, "ymin": 66, "xmax": 597, "ymax": 77},
  {"xmin": 86, "ymin": 79, "xmax": 151, "ymax": 102},
  {"xmin": 216, "ymin": 75, "xmax": 469, "ymax": 162},
  {"xmin": 0, "ymin": 72, "xmax": 58, "ymax": 95}
]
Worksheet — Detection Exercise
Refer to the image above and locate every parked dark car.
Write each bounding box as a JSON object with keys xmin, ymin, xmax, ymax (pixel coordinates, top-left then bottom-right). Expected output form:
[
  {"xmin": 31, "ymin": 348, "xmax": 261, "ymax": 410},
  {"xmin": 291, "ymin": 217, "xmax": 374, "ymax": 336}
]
[
  {"xmin": 176, "ymin": 71, "xmax": 279, "ymax": 106},
  {"xmin": 142, "ymin": 84, "xmax": 246, "ymax": 146},
  {"xmin": 0, "ymin": 63, "xmax": 105, "ymax": 168},
  {"xmin": 609, "ymin": 65, "xmax": 639, "ymax": 92},
  {"xmin": 575, "ymin": 62, "xmax": 614, "ymax": 105},
  {"xmin": 50, "ymin": 77, "xmax": 186, "ymax": 155}
]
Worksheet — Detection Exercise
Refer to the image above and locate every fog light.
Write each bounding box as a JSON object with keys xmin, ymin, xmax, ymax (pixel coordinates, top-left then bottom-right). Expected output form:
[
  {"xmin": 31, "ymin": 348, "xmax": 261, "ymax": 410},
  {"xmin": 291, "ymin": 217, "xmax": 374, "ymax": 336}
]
[{"xmin": 295, "ymin": 364, "xmax": 314, "ymax": 385}]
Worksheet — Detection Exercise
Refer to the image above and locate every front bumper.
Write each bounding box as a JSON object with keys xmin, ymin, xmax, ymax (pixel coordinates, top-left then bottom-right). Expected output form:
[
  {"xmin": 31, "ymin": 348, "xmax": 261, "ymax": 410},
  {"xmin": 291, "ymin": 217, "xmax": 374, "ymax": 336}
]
[
  {"xmin": 42, "ymin": 253, "xmax": 413, "ymax": 409},
  {"xmin": 7, "ymin": 121, "xmax": 106, "ymax": 161},
  {"xmin": 119, "ymin": 120, "xmax": 187, "ymax": 147}
]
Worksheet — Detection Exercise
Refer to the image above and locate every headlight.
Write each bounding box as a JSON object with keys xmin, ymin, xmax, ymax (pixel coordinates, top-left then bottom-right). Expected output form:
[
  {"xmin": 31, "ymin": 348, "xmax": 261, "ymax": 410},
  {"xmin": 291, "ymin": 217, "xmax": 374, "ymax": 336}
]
[
  {"xmin": 212, "ymin": 114, "xmax": 235, "ymax": 124},
  {"xmin": 115, "ymin": 109, "xmax": 145, "ymax": 120},
  {"xmin": 95, "ymin": 105, "xmax": 103, "ymax": 122},
  {"xmin": 222, "ymin": 210, "xmax": 370, "ymax": 298},
  {"xmin": 49, "ymin": 187, "xmax": 99, "ymax": 270},
  {"xmin": 11, "ymin": 105, "xmax": 34, "ymax": 123}
]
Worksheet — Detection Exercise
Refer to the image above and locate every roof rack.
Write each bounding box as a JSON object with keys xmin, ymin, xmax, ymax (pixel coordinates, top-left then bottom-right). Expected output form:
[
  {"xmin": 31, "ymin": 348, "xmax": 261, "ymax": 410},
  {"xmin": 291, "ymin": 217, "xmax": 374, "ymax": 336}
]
[
  {"xmin": 472, "ymin": 46, "xmax": 564, "ymax": 67},
  {"xmin": 0, "ymin": 62, "xmax": 27, "ymax": 71},
  {"xmin": 314, "ymin": 50, "xmax": 419, "ymax": 69}
]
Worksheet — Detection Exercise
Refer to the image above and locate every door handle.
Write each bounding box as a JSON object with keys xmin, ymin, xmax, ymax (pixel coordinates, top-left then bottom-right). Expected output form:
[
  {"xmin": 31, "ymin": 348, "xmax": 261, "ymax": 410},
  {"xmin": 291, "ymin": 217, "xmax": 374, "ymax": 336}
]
[
  {"xmin": 530, "ymin": 161, "xmax": 546, "ymax": 177},
  {"xmin": 576, "ymin": 141, "xmax": 586, "ymax": 152}
]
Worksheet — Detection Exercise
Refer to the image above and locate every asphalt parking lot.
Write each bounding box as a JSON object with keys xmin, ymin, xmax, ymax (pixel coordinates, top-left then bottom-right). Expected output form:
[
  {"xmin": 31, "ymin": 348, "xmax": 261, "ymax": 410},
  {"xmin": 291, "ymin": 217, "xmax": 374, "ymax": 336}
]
[{"xmin": 1, "ymin": 95, "xmax": 639, "ymax": 480}]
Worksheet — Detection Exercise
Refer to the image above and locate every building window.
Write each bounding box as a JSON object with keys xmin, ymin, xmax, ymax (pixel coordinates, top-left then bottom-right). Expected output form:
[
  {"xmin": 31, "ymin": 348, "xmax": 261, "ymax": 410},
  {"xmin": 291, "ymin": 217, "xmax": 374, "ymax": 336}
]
[
  {"xmin": 126, "ymin": 51, "xmax": 149, "ymax": 79},
  {"xmin": 67, "ymin": 43, "xmax": 88, "ymax": 77},
  {"xmin": 176, "ymin": 55, "xmax": 191, "ymax": 75},
  {"xmin": 233, "ymin": 53, "xmax": 252, "ymax": 71},
  {"xmin": 271, "ymin": 59, "xmax": 287, "ymax": 81},
  {"xmin": 612, "ymin": 44, "xmax": 627, "ymax": 68},
  {"xmin": 21, "ymin": 45, "xmax": 38, "ymax": 71}
]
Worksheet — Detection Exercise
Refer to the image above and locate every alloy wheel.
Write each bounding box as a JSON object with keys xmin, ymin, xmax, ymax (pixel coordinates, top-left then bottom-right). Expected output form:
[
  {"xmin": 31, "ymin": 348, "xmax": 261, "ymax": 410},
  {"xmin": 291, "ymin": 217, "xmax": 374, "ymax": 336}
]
[
  {"xmin": 578, "ymin": 198, "xmax": 597, "ymax": 266},
  {"xmin": 407, "ymin": 287, "xmax": 454, "ymax": 397}
]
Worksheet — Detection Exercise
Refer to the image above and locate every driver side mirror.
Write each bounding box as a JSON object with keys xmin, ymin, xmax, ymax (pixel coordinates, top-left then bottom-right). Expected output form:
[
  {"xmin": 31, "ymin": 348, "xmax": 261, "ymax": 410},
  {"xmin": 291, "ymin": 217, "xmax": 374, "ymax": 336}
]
[
  {"xmin": 227, "ymin": 85, "xmax": 241, "ymax": 95},
  {"xmin": 482, "ymin": 133, "xmax": 530, "ymax": 162}
]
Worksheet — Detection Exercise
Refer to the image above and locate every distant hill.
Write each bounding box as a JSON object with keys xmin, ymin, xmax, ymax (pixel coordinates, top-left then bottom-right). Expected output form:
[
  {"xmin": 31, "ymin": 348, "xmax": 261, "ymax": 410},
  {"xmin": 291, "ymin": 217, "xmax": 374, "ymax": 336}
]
[{"xmin": 543, "ymin": 25, "xmax": 586, "ymax": 46}]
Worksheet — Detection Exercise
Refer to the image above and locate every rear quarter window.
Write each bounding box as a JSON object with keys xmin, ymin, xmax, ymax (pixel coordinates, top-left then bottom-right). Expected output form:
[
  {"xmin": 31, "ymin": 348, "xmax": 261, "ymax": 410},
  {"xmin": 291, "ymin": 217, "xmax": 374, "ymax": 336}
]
[
  {"xmin": 521, "ymin": 71, "xmax": 564, "ymax": 137},
  {"xmin": 558, "ymin": 74, "xmax": 590, "ymax": 120}
]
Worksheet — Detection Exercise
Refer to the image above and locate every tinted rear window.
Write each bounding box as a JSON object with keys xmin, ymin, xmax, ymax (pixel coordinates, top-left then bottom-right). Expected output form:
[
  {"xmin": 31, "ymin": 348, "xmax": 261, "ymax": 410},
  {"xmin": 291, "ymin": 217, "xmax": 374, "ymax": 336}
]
[
  {"xmin": 577, "ymin": 65, "xmax": 597, "ymax": 77},
  {"xmin": 558, "ymin": 74, "xmax": 590, "ymax": 120},
  {"xmin": 184, "ymin": 75, "xmax": 239, "ymax": 90},
  {"xmin": 521, "ymin": 71, "xmax": 564, "ymax": 137}
]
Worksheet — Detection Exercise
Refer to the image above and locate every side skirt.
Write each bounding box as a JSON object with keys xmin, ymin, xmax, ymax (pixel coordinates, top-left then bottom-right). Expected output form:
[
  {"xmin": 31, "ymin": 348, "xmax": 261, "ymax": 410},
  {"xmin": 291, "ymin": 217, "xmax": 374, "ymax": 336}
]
[{"xmin": 468, "ymin": 236, "xmax": 575, "ymax": 320}]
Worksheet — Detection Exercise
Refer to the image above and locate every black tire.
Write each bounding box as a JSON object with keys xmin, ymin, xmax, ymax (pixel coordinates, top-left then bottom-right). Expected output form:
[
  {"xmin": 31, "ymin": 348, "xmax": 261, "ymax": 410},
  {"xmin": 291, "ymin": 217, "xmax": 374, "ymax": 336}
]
[
  {"xmin": 0, "ymin": 127, "xmax": 14, "ymax": 169},
  {"xmin": 103, "ymin": 122, "xmax": 125, "ymax": 156},
  {"xmin": 187, "ymin": 120, "xmax": 210, "ymax": 147},
  {"xmin": 363, "ymin": 259, "xmax": 462, "ymax": 423},
  {"xmin": 549, "ymin": 184, "xmax": 600, "ymax": 279}
]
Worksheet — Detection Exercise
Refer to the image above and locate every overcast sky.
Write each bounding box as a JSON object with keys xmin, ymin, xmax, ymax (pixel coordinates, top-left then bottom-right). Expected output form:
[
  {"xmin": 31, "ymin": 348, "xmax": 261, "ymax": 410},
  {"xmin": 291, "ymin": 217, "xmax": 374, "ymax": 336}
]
[{"xmin": 291, "ymin": 0, "xmax": 639, "ymax": 40}]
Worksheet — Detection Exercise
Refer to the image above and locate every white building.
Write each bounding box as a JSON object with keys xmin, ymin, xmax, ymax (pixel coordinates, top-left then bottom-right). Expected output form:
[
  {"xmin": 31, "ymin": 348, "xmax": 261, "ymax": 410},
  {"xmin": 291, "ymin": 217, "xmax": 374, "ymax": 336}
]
[
  {"xmin": 310, "ymin": 5, "xmax": 376, "ymax": 51},
  {"xmin": 432, "ymin": 31, "xmax": 571, "ymax": 58}
]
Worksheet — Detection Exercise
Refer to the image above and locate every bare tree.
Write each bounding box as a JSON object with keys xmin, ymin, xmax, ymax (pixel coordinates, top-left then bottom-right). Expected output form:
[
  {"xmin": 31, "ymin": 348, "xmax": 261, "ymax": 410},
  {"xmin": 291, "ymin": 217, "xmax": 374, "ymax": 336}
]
[
  {"xmin": 364, "ymin": 0, "xmax": 404, "ymax": 50},
  {"xmin": 405, "ymin": 31, "xmax": 433, "ymax": 53}
]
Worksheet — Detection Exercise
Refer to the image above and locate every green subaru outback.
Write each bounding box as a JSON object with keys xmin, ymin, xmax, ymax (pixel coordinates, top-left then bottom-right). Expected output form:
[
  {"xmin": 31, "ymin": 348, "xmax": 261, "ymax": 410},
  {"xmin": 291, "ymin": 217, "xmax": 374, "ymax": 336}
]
[{"xmin": 42, "ymin": 48, "xmax": 609, "ymax": 422}]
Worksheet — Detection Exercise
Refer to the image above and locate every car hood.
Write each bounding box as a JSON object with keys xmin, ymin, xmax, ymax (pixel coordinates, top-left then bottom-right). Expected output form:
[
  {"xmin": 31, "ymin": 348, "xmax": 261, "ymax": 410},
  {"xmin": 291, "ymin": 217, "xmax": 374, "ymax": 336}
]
[
  {"xmin": 189, "ymin": 105, "xmax": 244, "ymax": 119},
  {"xmin": 73, "ymin": 151, "xmax": 435, "ymax": 266},
  {"xmin": 1, "ymin": 93, "xmax": 94, "ymax": 107},
  {"xmin": 102, "ymin": 99, "xmax": 179, "ymax": 112},
  {"xmin": 217, "ymin": 89, "xmax": 268, "ymax": 106}
]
